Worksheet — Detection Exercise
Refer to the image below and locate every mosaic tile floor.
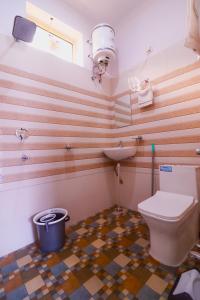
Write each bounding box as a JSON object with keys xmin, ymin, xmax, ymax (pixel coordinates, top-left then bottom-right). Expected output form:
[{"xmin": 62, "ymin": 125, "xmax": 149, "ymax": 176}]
[{"xmin": 0, "ymin": 206, "xmax": 200, "ymax": 300}]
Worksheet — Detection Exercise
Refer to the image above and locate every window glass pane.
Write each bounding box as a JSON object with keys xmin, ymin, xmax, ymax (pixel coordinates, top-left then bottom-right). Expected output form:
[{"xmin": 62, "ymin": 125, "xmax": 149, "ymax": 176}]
[{"xmin": 31, "ymin": 27, "xmax": 73, "ymax": 62}]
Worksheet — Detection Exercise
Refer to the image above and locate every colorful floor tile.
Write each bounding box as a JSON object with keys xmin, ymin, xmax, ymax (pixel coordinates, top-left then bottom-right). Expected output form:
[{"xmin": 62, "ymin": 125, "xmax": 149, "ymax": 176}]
[{"xmin": 0, "ymin": 206, "xmax": 200, "ymax": 299}]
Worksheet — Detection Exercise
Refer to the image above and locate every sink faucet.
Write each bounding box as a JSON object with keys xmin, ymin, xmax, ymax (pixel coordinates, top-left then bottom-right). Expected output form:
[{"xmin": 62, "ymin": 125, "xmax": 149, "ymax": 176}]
[{"xmin": 118, "ymin": 140, "xmax": 123, "ymax": 147}]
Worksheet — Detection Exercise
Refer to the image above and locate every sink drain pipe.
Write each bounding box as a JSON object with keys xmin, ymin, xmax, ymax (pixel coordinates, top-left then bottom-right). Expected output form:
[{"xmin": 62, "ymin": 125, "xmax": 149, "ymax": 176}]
[
  {"xmin": 114, "ymin": 163, "xmax": 123, "ymax": 184},
  {"xmin": 151, "ymin": 144, "xmax": 155, "ymax": 196}
]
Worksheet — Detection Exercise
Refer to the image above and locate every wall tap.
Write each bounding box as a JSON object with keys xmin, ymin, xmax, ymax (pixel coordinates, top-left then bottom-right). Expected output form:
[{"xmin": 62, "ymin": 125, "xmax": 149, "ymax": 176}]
[
  {"xmin": 136, "ymin": 136, "xmax": 143, "ymax": 142},
  {"xmin": 65, "ymin": 144, "xmax": 72, "ymax": 151},
  {"xmin": 132, "ymin": 136, "xmax": 143, "ymax": 144},
  {"xmin": 118, "ymin": 140, "xmax": 123, "ymax": 147},
  {"xmin": 196, "ymin": 148, "xmax": 200, "ymax": 155}
]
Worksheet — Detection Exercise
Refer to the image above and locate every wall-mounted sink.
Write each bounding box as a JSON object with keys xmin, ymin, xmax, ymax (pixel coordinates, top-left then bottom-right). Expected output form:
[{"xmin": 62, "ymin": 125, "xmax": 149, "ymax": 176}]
[{"xmin": 103, "ymin": 146, "xmax": 136, "ymax": 161}]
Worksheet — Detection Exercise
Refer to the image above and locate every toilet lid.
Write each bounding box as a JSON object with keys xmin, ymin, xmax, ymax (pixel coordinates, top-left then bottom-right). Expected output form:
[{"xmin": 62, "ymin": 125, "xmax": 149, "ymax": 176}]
[{"xmin": 138, "ymin": 191, "xmax": 194, "ymax": 220}]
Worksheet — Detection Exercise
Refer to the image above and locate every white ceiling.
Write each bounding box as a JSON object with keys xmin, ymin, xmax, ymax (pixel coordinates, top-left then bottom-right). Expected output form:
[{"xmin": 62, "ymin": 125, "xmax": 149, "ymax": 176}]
[{"xmin": 65, "ymin": 0, "xmax": 139, "ymax": 25}]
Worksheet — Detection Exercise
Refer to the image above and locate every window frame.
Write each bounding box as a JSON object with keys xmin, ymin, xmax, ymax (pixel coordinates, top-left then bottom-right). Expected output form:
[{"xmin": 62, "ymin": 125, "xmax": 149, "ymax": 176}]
[
  {"xmin": 26, "ymin": 2, "xmax": 83, "ymax": 66},
  {"xmin": 32, "ymin": 23, "xmax": 74, "ymax": 63}
]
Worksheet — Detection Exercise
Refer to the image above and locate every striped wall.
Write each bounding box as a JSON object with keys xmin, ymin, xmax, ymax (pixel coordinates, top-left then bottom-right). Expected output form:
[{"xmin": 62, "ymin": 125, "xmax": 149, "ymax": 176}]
[
  {"xmin": 1, "ymin": 59, "xmax": 200, "ymax": 185},
  {"xmin": 113, "ymin": 94, "xmax": 132, "ymax": 127},
  {"xmin": 0, "ymin": 61, "xmax": 118, "ymax": 186},
  {"xmin": 112, "ymin": 60, "xmax": 200, "ymax": 170}
]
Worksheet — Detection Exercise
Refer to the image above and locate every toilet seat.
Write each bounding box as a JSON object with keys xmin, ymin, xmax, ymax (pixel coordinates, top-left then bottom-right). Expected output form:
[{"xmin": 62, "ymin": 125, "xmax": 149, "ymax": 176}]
[{"xmin": 138, "ymin": 191, "xmax": 195, "ymax": 221}]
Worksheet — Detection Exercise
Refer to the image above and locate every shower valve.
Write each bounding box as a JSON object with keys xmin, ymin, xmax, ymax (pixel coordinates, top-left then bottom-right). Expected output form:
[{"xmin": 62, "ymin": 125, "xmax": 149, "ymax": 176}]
[
  {"xmin": 21, "ymin": 154, "xmax": 29, "ymax": 161},
  {"xmin": 65, "ymin": 144, "xmax": 72, "ymax": 150}
]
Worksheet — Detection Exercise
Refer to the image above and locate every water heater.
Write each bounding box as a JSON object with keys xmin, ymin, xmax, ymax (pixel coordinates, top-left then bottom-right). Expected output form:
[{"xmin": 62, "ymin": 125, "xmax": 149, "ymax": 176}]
[{"xmin": 91, "ymin": 23, "xmax": 116, "ymax": 65}]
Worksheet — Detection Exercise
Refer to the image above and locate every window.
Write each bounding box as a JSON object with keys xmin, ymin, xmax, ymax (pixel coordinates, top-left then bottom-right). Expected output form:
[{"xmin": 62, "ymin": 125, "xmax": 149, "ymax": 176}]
[
  {"xmin": 32, "ymin": 26, "xmax": 73, "ymax": 62},
  {"xmin": 26, "ymin": 2, "xmax": 83, "ymax": 66}
]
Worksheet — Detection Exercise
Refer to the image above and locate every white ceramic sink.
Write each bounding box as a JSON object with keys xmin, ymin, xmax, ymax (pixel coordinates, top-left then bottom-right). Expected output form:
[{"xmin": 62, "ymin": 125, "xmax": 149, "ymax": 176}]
[{"xmin": 103, "ymin": 146, "xmax": 136, "ymax": 161}]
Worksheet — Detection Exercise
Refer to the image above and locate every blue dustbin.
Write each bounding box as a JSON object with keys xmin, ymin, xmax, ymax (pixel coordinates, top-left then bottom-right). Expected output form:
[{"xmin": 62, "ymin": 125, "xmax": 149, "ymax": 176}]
[{"xmin": 33, "ymin": 208, "xmax": 70, "ymax": 252}]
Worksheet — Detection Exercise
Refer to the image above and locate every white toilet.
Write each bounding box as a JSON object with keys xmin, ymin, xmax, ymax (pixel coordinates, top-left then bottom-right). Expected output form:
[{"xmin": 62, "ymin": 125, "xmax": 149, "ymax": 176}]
[{"xmin": 138, "ymin": 165, "xmax": 200, "ymax": 267}]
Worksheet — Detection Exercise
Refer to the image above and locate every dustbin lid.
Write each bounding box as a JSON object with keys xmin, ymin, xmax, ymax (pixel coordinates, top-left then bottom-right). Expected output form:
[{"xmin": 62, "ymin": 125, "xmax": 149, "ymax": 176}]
[
  {"xmin": 40, "ymin": 213, "xmax": 56, "ymax": 223},
  {"xmin": 33, "ymin": 208, "xmax": 68, "ymax": 226}
]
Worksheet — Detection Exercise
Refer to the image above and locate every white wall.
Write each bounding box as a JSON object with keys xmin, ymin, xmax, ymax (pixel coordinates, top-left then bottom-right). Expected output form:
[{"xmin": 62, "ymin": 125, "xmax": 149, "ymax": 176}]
[
  {"xmin": 0, "ymin": 170, "xmax": 115, "ymax": 257},
  {"xmin": 111, "ymin": 41, "xmax": 196, "ymax": 95},
  {"xmin": 0, "ymin": 0, "xmax": 94, "ymax": 69},
  {"xmin": 116, "ymin": 0, "xmax": 188, "ymax": 73},
  {"xmin": 0, "ymin": 0, "xmax": 192, "ymax": 74},
  {"xmin": 0, "ymin": 34, "xmax": 111, "ymax": 95},
  {"xmin": 117, "ymin": 168, "xmax": 159, "ymax": 211}
]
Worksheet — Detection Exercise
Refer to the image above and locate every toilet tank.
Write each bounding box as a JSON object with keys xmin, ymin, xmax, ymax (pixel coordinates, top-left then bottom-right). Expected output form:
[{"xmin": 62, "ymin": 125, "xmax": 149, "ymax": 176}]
[{"xmin": 159, "ymin": 165, "xmax": 200, "ymax": 200}]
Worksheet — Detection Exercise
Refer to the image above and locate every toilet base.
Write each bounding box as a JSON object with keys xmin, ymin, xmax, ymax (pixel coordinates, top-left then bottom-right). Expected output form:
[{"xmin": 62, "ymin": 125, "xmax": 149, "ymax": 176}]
[
  {"xmin": 142, "ymin": 205, "xmax": 199, "ymax": 267},
  {"xmin": 149, "ymin": 239, "xmax": 198, "ymax": 267}
]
